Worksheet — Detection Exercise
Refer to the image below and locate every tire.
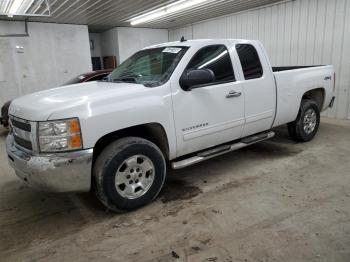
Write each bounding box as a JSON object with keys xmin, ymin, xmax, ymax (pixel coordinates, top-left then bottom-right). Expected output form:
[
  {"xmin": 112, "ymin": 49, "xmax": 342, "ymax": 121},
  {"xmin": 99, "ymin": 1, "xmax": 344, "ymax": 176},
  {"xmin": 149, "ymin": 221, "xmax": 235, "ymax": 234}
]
[
  {"xmin": 93, "ymin": 137, "xmax": 166, "ymax": 212},
  {"xmin": 288, "ymin": 99, "xmax": 320, "ymax": 142}
]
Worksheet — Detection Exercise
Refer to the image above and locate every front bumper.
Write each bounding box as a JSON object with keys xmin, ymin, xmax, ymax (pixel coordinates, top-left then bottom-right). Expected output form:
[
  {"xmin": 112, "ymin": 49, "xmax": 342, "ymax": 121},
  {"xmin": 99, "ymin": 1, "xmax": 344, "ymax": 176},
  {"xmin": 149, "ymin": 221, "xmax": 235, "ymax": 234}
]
[{"xmin": 6, "ymin": 134, "xmax": 93, "ymax": 192}]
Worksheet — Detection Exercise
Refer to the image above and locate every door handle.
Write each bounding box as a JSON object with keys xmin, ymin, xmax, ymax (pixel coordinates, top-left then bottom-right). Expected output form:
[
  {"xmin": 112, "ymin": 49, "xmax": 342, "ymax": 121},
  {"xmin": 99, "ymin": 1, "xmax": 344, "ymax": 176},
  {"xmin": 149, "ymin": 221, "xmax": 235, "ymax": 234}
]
[{"xmin": 226, "ymin": 90, "xmax": 242, "ymax": 98}]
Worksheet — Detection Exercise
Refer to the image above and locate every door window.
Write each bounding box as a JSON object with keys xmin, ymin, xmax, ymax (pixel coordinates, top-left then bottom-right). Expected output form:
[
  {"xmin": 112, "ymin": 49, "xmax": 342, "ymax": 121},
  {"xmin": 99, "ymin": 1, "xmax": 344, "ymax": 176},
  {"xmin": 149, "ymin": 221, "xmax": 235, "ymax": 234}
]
[
  {"xmin": 236, "ymin": 44, "xmax": 263, "ymax": 80},
  {"xmin": 185, "ymin": 45, "xmax": 235, "ymax": 85}
]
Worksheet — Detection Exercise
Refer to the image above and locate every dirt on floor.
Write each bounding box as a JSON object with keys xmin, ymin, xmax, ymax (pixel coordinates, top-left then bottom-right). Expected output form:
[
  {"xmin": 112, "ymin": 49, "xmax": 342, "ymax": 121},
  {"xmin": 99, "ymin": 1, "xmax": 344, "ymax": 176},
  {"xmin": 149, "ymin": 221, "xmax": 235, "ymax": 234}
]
[{"xmin": 0, "ymin": 118, "xmax": 349, "ymax": 262}]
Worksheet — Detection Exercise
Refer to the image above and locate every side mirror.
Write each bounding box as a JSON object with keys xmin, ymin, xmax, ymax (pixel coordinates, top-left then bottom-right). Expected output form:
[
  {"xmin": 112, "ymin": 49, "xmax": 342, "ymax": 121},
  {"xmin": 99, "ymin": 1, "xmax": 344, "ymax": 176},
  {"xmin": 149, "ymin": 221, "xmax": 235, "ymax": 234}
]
[{"xmin": 180, "ymin": 69, "xmax": 215, "ymax": 90}]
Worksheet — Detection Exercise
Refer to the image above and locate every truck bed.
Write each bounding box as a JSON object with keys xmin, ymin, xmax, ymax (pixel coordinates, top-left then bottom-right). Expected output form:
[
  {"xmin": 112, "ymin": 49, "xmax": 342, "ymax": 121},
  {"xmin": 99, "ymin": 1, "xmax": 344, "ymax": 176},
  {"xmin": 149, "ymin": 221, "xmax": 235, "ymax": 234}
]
[{"xmin": 272, "ymin": 64, "xmax": 334, "ymax": 127}]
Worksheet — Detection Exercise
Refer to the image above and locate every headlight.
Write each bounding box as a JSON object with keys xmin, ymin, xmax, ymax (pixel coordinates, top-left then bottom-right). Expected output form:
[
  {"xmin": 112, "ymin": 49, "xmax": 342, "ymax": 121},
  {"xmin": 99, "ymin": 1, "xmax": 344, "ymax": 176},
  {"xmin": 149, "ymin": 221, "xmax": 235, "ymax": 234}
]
[{"xmin": 38, "ymin": 118, "xmax": 82, "ymax": 152}]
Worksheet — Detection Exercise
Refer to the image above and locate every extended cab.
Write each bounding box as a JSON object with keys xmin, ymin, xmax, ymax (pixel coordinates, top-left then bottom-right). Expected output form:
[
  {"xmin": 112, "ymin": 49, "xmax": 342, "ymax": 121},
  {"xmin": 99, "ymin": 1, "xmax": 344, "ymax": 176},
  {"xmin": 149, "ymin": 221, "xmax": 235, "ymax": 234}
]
[{"xmin": 6, "ymin": 39, "xmax": 335, "ymax": 212}]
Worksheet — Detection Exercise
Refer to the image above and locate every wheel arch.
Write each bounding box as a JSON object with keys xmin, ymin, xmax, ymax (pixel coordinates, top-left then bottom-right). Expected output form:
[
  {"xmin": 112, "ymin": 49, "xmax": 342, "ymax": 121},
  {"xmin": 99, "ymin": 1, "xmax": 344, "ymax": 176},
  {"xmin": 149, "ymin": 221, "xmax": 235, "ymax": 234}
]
[
  {"xmin": 92, "ymin": 123, "xmax": 170, "ymax": 166},
  {"xmin": 301, "ymin": 87, "xmax": 325, "ymax": 111}
]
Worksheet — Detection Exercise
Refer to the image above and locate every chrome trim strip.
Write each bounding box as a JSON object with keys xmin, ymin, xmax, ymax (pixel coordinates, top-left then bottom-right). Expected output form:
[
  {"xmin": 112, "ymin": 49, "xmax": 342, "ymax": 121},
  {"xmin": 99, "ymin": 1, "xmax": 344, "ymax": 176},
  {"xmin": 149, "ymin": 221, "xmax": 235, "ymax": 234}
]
[
  {"xmin": 31, "ymin": 121, "xmax": 39, "ymax": 153},
  {"xmin": 13, "ymin": 126, "xmax": 31, "ymax": 141},
  {"xmin": 183, "ymin": 118, "xmax": 245, "ymax": 141}
]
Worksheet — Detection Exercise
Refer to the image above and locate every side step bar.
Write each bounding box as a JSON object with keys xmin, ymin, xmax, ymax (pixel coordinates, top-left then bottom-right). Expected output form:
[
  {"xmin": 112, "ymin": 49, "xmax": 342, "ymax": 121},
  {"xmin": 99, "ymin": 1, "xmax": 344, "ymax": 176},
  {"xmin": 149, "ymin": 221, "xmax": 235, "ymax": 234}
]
[{"xmin": 171, "ymin": 131, "xmax": 275, "ymax": 170}]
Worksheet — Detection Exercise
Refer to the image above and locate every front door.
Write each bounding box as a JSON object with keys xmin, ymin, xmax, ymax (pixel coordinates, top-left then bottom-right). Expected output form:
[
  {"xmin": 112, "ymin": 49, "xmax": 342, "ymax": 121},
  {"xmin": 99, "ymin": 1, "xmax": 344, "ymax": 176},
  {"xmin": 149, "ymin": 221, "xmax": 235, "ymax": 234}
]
[{"xmin": 171, "ymin": 44, "xmax": 245, "ymax": 157}]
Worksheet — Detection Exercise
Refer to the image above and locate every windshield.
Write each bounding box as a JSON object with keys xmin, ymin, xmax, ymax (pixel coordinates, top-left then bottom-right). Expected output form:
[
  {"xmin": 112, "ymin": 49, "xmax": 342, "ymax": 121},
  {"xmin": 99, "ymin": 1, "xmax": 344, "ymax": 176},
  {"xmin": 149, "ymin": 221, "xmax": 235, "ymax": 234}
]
[{"xmin": 108, "ymin": 46, "xmax": 188, "ymax": 87}]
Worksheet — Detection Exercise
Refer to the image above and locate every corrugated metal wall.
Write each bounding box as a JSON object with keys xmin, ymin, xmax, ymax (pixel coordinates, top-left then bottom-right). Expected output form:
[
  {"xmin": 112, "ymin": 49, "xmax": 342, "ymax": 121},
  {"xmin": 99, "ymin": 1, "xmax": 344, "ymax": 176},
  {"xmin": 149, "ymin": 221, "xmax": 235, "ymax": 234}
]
[{"xmin": 169, "ymin": 0, "xmax": 350, "ymax": 120}]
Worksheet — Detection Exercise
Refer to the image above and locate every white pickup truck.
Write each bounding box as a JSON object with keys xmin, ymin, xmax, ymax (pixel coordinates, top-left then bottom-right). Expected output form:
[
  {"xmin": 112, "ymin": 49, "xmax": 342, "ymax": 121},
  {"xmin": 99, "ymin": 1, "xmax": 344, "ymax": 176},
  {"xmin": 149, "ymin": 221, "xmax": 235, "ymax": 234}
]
[{"xmin": 6, "ymin": 39, "xmax": 335, "ymax": 212}]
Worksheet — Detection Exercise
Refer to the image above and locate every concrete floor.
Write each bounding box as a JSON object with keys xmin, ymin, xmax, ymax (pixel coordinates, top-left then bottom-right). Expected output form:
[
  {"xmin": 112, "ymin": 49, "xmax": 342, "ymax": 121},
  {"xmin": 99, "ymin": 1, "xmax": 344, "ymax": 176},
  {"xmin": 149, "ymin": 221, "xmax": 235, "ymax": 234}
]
[{"xmin": 0, "ymin": 118, "xmax": 349, "ymax": 262}]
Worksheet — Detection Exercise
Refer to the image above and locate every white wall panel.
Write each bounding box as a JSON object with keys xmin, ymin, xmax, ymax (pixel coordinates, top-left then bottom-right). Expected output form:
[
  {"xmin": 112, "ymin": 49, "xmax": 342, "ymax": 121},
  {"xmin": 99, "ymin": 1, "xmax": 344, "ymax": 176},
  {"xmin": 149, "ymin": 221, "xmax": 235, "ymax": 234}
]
[
  {"xmin": 117, "ymin": 27, "xmax": 168, "ymax": 63},
  {"xmin": 100, "ymin": 27, "xmax": 119, "ymax": 62},
  {"xmin": 0, "ymin": 21, "xmax": 91, "ymax": 106},
  {"xmin": 169, "ymin": 0, "xmax": 350, "ymax": 119},
  {"xmin": 99, "ymin": 27, "xmax": 168, "ymax": 65}
]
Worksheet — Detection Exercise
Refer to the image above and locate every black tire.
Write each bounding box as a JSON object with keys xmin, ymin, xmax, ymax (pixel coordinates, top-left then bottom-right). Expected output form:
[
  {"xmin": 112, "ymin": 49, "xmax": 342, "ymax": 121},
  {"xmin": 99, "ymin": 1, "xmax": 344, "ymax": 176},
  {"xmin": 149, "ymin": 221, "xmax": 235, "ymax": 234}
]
[
  {"xmin": 93, "ymin": 137, "xmax": 166, "ymax": 212},
  {"xmin": 288, "ymin": 99, "xmax": 320, "ymax": 142}
]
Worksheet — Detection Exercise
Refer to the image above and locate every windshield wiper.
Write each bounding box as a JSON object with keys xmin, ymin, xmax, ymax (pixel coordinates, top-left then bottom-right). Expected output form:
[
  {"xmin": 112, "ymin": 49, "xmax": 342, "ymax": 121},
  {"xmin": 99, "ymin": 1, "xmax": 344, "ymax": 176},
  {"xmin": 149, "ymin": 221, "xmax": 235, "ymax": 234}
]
[
  {"xmin": 111, "ymin": 73, "xmax": 143, "ymax": 84},
  {"xmin": 112, "ymin": 77, "xmax": 138, "ymax": 83}
]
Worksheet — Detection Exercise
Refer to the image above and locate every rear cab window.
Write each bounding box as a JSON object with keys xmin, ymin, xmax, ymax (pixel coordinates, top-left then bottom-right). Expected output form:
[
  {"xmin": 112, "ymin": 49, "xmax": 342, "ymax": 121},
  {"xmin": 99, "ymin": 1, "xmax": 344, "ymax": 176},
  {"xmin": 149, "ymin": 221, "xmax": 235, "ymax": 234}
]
[{"xmin": 236, "ymin": 44, "xmax": 263, "ymax": 80}]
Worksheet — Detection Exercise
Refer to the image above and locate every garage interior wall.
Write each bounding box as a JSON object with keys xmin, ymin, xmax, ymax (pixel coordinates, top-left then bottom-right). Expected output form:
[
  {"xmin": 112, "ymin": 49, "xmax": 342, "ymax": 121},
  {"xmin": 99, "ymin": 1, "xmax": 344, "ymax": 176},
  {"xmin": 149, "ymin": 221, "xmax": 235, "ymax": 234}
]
[
  {"xmin": 100, "ymin": 27, "xmax": 119, "ymax": 63},
  {"xmin": 89, "ymin": 33, "xmax": 102, "ymax": 58},
  {"xmin": 169, "ymin": 0, "xmax": 350, "ymax": 120},
  {"xmin": 98, "ymin": 27, "xmax": 168, "ymax": 65},
  {"xmin": 0, "ymin": 21, "xmax": 91, "ymax": 106},
  {"xmin": 116, "ymin": 27, "xmax": 168, "ymax": 63}
]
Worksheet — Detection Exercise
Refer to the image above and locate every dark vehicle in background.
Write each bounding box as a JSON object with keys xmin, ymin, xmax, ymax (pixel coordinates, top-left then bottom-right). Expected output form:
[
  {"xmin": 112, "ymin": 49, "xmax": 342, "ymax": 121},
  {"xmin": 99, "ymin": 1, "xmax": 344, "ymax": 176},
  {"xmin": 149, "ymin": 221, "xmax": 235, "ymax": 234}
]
[
  {"xmin": 63, "ymin": 69, "xmax": 112, "ymax": 85},
  {"xmin": 0, "ymin": 101, "xmax": 11, "ymax": 128},
  {"xmin": 0, "ymin": 69, "xmax": 112, "ymax": 127}
]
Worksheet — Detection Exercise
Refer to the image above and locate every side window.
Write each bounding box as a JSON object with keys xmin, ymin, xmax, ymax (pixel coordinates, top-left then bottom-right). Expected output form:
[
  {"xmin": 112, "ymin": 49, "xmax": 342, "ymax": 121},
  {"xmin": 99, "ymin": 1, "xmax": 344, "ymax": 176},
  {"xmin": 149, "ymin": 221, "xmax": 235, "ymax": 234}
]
[
  {"xmin": 186, "ymin": 45, "xmax": 235, "ymax": 84},
  {"xmin": 236, "ymin": 44, "xmax": 263, "ymax": 80}
]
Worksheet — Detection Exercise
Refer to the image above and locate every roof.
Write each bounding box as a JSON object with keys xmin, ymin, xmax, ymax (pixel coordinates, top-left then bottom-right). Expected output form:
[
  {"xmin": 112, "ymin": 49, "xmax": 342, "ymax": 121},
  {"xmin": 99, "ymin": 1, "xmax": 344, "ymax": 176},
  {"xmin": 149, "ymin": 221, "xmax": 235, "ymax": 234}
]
[{"xmin": 144, "ymin": 38, "xmax": 256, "ymax": 49}]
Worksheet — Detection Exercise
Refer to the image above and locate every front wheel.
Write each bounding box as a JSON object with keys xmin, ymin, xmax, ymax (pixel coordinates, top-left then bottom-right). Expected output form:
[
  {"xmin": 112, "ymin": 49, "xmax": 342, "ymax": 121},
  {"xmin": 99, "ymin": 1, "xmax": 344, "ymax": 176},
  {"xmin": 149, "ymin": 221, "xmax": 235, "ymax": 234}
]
[
  {"xmin": 288, "ymin": 99, "xmax": 320, "ymax": 142},
  {"xmin": 93, "ymin": 137, "xmax": 166, "ymax": 212}
]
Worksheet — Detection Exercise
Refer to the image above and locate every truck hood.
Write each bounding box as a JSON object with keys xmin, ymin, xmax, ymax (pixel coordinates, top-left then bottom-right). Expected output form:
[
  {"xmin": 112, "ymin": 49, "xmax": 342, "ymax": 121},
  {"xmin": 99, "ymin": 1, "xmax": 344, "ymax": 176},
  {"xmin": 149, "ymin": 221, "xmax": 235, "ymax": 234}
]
[{"xmin": 9, "ymin": 81, "xmax": 145, "ymax": 121}]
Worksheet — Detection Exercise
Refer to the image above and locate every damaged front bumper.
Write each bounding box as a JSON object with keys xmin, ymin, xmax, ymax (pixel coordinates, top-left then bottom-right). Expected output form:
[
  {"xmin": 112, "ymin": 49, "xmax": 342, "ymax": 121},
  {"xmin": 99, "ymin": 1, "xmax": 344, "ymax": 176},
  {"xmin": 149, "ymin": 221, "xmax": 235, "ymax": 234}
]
[{"xmin": 6, "ymin": 134, "xmax": 93, "ymax": 192}]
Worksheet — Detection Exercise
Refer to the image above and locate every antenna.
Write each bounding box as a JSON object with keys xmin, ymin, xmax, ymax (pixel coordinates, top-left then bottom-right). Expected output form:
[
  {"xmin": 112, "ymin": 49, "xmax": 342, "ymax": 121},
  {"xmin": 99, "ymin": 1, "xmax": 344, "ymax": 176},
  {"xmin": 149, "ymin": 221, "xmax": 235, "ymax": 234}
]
[{"xmin": 180, "ymin": 36, "xmax": 186, "ymax": 42}]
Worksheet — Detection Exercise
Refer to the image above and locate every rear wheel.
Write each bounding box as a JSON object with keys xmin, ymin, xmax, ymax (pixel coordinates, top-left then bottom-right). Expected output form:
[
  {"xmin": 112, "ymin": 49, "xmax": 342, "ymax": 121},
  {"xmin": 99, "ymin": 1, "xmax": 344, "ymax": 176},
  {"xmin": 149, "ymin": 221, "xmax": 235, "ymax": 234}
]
[
  {"xmin": 288, "ymin": 99, "xmax": 320, "ymax": 142},
  {"xmin": 93, "ymin": 137, "xmax": 166, "ymax": 212}
]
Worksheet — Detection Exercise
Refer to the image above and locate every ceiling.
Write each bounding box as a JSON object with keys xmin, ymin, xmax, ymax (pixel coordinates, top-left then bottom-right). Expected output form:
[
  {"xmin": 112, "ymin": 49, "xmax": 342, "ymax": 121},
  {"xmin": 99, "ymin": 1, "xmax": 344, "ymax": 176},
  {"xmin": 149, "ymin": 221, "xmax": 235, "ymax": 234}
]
[{"xmin": 0, "ymin": 0, "xmax": 283, "ymax": 32}]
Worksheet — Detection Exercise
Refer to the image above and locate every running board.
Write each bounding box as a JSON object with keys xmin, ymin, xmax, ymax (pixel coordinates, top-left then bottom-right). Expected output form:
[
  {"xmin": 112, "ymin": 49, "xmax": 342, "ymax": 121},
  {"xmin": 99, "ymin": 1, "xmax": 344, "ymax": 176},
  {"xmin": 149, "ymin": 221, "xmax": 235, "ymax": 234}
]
[{"xmin": 171, "ymin": 131, "xmax": 275, "ymax": 170}]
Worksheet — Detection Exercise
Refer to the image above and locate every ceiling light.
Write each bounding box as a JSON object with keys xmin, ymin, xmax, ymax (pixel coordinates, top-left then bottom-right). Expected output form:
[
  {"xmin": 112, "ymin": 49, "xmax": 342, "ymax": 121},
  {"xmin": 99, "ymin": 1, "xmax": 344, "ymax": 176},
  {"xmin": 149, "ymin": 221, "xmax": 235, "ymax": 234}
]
[
  {"xmin": 8, "ymin": 0, "xmax": 24, "ymax": 15},
  {"xmin": 0, "ymin": 0, "xmax": 10, "ymax": 14},
  {"xmin": 130, "ymin": 0, "xmax": 210, "ymax": 26},
  {"xmin": 7, "ymin": 0, "xmax": 34, "ymax": 16}
]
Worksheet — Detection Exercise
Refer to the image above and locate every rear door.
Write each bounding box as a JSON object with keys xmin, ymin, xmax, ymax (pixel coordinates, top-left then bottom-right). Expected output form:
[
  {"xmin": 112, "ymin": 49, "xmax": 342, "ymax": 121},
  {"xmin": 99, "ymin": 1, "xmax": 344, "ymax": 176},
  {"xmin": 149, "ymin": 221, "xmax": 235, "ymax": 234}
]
[
  {"xmin": 171, "ymin": 44, "xmax": 245, "ymax": 156},
  {"xmin": 235, "ymin": 43, "xmax": 276, "ymax": 136}
]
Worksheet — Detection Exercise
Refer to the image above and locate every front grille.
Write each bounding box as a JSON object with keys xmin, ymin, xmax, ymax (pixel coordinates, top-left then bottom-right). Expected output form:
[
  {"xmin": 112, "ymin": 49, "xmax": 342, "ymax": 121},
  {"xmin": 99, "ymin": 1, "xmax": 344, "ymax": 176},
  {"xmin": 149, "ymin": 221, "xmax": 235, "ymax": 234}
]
[
  {"xmin": 10, "ymin": 116, "xmax": 33, "ymax": 151},
  {"xmin": 14, "ymin": 135, "xmax": 33, "ymax": 150},
  {"xmin": 11, "ymin": 118, "xmax": 31, "ymax": 132}
]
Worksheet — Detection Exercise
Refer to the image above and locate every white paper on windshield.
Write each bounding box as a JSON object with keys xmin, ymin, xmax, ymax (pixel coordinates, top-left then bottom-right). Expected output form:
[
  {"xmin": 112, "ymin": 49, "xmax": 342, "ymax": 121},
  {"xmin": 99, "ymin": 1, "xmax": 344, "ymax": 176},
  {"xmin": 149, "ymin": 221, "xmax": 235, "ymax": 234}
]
[{"xmin": 162, "ymin": 47, "xmax": 182, "ymax": 54}]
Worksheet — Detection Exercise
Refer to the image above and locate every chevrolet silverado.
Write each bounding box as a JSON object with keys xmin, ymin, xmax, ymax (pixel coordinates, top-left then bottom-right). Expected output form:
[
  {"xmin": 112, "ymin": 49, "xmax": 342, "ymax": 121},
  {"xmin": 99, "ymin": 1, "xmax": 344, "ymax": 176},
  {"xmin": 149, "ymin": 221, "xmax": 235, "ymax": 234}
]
[{"xmin": 6, "ymin": 39, "xmax": 335, "ymax": 212}]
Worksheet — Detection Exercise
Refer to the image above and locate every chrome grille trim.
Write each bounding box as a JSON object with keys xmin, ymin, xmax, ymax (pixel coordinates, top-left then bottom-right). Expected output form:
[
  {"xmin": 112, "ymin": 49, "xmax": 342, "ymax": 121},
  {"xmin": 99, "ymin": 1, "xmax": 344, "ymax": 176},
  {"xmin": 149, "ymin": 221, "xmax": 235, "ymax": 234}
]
[
  {"xmin": 13, "ymin": 126, "xmax": 31, "ymax": 141},
  {"xmin": 9, "ymin": 116, "xmax": 38, "ymax": 153}
]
